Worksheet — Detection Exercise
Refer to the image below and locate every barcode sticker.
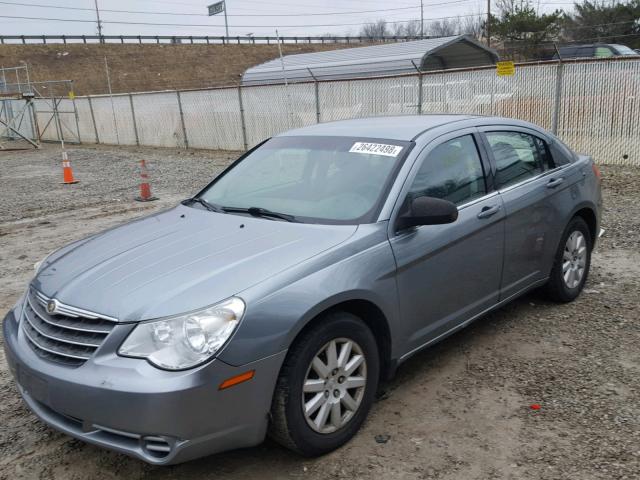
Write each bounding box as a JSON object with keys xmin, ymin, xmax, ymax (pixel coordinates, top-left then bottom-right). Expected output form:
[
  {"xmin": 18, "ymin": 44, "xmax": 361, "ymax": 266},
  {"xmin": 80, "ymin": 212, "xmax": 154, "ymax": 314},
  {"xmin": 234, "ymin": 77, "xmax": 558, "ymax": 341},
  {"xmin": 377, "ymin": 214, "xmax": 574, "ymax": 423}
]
[{"xmin": 349, "ymin": 142, "xmax": 403, "ymax": 157}]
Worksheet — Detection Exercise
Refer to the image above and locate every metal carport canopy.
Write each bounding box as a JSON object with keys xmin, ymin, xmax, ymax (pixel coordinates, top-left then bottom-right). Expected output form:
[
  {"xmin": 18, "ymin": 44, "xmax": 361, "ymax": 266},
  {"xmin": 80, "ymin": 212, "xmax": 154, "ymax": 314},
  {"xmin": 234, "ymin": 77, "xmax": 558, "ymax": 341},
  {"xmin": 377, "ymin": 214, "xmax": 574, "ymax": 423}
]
[{"xmin": 241, "ymin": 35, "xmax": 499, "ymax": 86}]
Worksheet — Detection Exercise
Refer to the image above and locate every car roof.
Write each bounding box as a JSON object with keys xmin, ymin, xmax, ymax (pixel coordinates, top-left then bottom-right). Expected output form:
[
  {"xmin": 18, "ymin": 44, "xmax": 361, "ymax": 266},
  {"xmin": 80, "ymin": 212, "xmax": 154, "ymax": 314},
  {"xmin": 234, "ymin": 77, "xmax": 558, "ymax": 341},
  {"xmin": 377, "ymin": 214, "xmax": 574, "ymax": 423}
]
[
  {"xmin": 560, "ymin": 43, "xmax": 609, "ymax": 48},
  {"xmin": 277, "ymin": 114, "xmax": 481, "ymax": 141}
]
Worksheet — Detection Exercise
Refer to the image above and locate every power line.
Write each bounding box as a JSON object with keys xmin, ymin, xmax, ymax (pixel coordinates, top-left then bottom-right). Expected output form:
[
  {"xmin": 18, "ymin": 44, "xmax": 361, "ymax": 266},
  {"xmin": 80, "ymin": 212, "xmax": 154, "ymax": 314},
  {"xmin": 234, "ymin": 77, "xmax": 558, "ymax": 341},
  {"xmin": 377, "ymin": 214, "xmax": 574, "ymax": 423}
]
[
  {"xmin": 1, "ymin": 14, "xmax": 635, "ymax": 32},
  {"xmin": 0, "ymin": 0, "xmax": 482, "ymax": 17},
  {"xmin": 0, "ymin": 12, "xmax": 489, "ymax": 28}
]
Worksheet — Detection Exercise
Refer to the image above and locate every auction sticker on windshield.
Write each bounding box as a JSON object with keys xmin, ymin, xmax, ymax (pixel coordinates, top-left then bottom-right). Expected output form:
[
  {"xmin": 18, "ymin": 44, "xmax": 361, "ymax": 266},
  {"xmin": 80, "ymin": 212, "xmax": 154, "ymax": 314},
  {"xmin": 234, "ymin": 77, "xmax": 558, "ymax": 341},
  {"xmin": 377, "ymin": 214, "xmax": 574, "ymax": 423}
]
[{"xmin": 349, "ymin": 142, "xmax": 403, "ymax": 157}]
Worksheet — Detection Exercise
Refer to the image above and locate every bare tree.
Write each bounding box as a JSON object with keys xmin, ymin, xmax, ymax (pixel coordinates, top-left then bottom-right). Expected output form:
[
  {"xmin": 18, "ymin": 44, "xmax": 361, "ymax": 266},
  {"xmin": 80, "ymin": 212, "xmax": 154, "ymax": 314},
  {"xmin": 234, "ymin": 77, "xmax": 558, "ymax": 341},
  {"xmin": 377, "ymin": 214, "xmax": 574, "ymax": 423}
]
[
  {"xmin": 426, "ymin": 18, "xmax": 460, "ymax": 37},
  {"xmin": 359, "ymin": 19, "xmax": 389, "ymax": 39},
  {"xmin": 461, "ymin": 15, "xmax": 484, "ymax": 39},
  {"xmin": 392, "ymin": 19, "xmax": 422, "ymax": 37},
  {"xmin": 404, "ymin": 19, "xmax": 422, "ymax": 37},
  {"xmin": 496, "ymin": 0, "xmax": 534, "ymax": 16}
]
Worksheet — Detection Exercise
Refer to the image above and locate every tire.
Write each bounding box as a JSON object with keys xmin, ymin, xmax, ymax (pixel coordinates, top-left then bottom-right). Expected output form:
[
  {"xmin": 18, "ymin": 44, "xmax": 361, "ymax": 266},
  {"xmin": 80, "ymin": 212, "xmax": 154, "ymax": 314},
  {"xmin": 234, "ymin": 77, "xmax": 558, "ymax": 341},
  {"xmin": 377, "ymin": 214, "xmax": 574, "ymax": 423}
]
[
  {"xmin": 544, "ymin": 216, "xmax": 592, "ymax": 303},
  {"xmin": 269, "ymin": 311, "xmax": 379, "ymax": 456}
]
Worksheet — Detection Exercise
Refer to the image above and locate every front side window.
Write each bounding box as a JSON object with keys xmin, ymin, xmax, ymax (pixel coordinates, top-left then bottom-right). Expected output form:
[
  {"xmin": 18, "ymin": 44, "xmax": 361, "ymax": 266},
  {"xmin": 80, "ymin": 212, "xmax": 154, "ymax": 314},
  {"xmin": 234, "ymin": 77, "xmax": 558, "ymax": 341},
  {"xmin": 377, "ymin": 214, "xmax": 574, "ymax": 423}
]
[
  {"xmin": 407, "ymin": 135, "xmax": 486, "ymax": 206},
  {"xmin": 558, "ymin": 47, "xmax": 578, "ymax": 58},
  {"xmin": 486, "ymin": 131, "xmax": 544, "ymax": 189},
  {"xmin": 577, "ymin": 46, "xmax": 594, "ymax": 57},
  {"xmin": 199, "ymin": 135, "xmax": 411, "ymax": 224}
]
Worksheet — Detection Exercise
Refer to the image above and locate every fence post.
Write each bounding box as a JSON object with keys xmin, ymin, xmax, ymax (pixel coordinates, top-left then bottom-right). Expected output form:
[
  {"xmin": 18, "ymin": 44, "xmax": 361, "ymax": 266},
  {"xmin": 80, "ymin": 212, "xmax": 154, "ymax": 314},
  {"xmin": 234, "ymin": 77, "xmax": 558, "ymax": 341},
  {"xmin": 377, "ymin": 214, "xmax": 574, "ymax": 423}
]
[
  {"xmin": 237, "ymin": 85, "xmax": 248, "ymax": 151},
  {"xmin": 307, "ymin": 68, "xmax": 320, "ymax": 123},
  {"xmin": 87, "ymin": 95, "xmax": 100, "ymax": 144},
  {"xmin": 176, "ymin": 90, "xmax": 189, "ymax": 149},
  {"xmin": 129, "ymin": 93, "xmax": 140, "ymax": 146},
  {"xmin": 411, "ymin": 60, "xmax": 423, "ymax": 115},
  {"xmin": 551, "ymin": 60, "xmax": 564, "ymax": 135},
  {"xmin": 70, "ymin": 80, "xmax": 82, "ymax": 144},
  {"xmin": 490, "ymin": 70, "xmax": 496, "ymax": 116},
  {"xmin": 52, "ymin": 97, "xmax": 64, "ymax": 143},
  {"xmin": 29, "ymin": 98, "xmax": 41, "ymax": 143}
]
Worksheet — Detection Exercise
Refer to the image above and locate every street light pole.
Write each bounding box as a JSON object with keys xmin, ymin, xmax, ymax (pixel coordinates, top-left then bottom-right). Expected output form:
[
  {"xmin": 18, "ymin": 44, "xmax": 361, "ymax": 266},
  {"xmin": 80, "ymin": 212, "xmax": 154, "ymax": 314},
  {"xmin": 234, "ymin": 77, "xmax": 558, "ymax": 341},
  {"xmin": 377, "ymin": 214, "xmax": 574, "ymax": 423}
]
[{"xmin": 94, "ymin": 0, "xmax": 103, "ymax": 42}]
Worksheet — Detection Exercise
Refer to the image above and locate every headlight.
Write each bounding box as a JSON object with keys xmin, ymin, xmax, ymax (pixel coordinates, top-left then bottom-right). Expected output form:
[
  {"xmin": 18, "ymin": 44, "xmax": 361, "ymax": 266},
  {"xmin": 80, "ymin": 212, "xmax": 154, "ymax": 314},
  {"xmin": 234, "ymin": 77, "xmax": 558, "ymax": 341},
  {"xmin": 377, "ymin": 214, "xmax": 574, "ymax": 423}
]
[{"xmin": 118, "ymin": 297, "xmax": 245, "ymax": 370}]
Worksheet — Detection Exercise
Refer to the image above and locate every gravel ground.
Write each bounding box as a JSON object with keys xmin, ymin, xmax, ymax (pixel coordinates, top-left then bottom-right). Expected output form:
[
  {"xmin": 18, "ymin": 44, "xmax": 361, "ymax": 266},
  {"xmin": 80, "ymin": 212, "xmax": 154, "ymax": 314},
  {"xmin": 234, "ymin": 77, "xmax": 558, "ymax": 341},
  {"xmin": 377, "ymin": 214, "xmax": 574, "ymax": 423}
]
[{"xmin": 0, "ymin": 144, "xmax": 638, "ymax": 480}]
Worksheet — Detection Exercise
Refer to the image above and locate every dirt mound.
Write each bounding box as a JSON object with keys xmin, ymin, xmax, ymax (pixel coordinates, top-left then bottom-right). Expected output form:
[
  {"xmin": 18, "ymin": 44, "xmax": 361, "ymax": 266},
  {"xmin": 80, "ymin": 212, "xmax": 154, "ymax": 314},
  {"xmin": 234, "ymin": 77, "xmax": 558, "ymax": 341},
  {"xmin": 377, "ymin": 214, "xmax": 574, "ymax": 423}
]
[{"xmin": 0, "ymin": 43, "xmax": 360, "ymax": 95}]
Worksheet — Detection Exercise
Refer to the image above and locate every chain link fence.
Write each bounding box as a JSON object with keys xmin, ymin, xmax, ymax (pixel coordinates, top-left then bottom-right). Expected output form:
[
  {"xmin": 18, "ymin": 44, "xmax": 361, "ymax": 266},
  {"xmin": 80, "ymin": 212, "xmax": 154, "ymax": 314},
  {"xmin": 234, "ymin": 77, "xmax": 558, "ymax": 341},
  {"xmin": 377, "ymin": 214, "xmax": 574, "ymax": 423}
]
[{"xmin": 4, "ymin": 58, "xmax": 640, "ymax": 166}]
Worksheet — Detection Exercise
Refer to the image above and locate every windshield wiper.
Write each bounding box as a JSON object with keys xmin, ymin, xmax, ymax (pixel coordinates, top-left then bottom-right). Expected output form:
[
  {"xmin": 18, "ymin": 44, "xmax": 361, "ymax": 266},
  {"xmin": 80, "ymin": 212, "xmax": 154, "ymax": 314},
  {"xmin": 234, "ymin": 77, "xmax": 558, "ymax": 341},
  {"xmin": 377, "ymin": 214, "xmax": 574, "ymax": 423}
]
[
  {"xmin": 222, "ymin": 206, "xmax": 298, "ymax": 222},
  {"xmin": 182, "ymin": 197, "xmax": 226, "ymax": 213}
]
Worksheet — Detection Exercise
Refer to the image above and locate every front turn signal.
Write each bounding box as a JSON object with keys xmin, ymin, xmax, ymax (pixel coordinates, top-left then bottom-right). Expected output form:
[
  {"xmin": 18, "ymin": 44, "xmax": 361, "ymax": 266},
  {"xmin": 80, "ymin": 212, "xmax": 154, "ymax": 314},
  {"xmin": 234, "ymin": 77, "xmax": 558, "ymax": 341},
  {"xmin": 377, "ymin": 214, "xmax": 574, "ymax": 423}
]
[{"xmin": 219, "ymin": 370, "xmax": 255, "ymax": 390}]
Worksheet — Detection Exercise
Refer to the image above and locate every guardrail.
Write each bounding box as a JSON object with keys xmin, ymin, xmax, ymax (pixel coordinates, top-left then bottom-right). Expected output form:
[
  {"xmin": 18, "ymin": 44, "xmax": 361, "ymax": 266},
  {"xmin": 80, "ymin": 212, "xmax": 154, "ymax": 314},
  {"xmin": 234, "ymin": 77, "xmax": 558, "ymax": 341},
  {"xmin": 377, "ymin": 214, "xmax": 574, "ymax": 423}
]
[{"xmin": 0, "ymin": 35, "xmax": 427, "ymax": 45}]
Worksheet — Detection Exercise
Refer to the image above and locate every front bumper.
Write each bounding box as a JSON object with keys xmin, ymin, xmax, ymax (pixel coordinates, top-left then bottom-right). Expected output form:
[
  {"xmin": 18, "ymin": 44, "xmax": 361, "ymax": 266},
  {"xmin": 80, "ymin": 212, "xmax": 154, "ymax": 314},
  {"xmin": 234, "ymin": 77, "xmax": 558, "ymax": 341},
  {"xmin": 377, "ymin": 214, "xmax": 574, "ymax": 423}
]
[{"xmin": 2, "ymin": 308, "xmax": 286, "ymax": 465}]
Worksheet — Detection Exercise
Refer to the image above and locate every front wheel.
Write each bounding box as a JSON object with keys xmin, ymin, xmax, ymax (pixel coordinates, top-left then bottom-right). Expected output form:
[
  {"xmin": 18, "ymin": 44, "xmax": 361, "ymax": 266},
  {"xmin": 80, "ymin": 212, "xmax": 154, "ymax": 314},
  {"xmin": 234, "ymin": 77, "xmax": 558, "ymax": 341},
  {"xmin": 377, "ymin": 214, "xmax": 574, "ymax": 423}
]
[
  {"xmin": 544, "ymin": 216, "xmax": 592, "ymax": 302},
  {"xmin": 269, "ymin": 312, "xmax": 379, "ymax": 456}
]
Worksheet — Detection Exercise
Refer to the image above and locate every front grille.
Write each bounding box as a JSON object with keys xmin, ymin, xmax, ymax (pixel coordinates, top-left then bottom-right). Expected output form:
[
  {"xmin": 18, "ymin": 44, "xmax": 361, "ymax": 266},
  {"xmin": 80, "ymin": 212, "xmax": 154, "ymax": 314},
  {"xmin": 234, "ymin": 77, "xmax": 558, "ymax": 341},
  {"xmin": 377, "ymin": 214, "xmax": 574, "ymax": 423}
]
[{"xmin": 21, "ymin": 288, "xmax": 117, "ymax": 367}]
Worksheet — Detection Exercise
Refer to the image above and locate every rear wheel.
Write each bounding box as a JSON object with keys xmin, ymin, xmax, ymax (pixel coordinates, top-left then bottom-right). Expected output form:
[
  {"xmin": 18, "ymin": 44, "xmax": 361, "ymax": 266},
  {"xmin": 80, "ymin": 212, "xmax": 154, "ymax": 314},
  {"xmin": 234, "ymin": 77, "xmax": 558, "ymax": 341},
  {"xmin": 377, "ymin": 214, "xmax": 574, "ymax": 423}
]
[
  {"xmin": 544, "ymin": 216, "xmax": 592, "ymax": 302},
  {"xmin": 269, "ymin": 312, "xmax": 379, "ymax": 456}
]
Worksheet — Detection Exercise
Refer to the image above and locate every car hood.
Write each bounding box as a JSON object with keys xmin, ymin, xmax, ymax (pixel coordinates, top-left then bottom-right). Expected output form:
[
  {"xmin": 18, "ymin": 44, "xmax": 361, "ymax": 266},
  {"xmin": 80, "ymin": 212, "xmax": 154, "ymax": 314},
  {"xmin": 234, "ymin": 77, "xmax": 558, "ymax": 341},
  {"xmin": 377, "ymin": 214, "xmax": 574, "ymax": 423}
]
[{"xmin": 33, "ymin": 205, "xmax": 357, "ymax": 322}]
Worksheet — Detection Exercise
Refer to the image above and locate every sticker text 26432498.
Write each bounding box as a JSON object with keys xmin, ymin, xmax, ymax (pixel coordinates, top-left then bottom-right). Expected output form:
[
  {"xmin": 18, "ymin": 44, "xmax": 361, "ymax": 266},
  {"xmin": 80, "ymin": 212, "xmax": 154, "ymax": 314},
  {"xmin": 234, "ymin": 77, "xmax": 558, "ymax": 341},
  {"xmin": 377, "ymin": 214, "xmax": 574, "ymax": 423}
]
[{"xmin": 349, "ymin": 142, "xmax": 403, "ymax": 157}]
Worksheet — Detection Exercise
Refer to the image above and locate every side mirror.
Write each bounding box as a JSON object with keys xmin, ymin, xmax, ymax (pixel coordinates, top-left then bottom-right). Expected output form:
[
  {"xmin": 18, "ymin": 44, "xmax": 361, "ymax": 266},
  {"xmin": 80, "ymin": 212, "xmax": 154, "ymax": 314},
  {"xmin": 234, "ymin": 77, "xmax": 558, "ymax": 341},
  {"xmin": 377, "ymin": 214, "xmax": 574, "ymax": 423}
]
[{"xmin": 396, "ymin": 196, "xmax": 458, "ymax": 230}]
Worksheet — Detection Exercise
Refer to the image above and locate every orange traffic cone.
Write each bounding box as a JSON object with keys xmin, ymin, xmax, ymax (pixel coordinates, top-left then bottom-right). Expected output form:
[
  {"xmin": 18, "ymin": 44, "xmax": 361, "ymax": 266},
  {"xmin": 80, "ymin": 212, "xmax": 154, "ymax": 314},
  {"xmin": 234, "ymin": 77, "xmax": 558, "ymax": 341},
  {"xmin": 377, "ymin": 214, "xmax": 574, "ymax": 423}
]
[
  {"xmin": 61, "ymin": 150, "xmax": 79, "ymax": 184},
  {"xmin": 135, "ymin": 159, "xmax": 158, "ymax": 202}
]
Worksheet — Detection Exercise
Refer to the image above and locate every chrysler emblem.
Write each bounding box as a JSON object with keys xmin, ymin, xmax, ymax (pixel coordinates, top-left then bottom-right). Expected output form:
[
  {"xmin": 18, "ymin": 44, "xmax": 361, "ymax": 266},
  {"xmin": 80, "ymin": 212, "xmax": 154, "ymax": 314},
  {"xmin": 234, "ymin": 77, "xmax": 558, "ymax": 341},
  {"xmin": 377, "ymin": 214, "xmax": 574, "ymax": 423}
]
[{"xmin": 46, "ymin": 300, "xmax": 58, "ymax": 315}]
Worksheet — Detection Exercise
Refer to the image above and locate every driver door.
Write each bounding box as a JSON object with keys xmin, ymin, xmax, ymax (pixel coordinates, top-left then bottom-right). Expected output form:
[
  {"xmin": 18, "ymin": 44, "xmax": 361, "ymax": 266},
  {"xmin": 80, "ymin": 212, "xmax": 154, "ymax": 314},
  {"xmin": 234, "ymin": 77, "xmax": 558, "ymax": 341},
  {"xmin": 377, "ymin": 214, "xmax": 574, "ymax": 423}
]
[{"xmin": 389, "ymin": 130, "xmax": 505, "ymax": 356}]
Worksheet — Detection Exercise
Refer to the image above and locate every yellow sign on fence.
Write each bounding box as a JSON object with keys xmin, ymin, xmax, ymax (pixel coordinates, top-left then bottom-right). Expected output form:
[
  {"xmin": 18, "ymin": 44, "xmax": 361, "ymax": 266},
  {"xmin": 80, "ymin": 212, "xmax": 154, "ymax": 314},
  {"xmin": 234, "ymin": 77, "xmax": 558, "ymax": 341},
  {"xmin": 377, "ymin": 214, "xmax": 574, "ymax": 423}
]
[
  {"xmin": 496, "ymin": 61, "xmax": 516, "ymax": 76},
  {"xmin": 68, "ymin": 91, "xmax": 76, "ymax": 100}
]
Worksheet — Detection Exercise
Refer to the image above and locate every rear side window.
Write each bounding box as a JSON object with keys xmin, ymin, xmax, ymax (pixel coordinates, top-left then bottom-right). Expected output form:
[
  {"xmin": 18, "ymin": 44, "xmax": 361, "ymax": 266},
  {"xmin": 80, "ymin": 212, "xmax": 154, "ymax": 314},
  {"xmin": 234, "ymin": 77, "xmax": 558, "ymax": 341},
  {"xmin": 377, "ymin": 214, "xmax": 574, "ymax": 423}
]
[
  {"xmin": 595, "ymin": 46, "xmax": 614, "ymax": 57},
  {"xmin": 547, "ymin": 134, "xmax": 576, "ymax": 165},
  {"xmin": 408, "ymin": 135, "xmax": 486, "ymax": 206},
  {"xmin": 486, "ymin": 131, "xmax": 544, "ymax": 189}
]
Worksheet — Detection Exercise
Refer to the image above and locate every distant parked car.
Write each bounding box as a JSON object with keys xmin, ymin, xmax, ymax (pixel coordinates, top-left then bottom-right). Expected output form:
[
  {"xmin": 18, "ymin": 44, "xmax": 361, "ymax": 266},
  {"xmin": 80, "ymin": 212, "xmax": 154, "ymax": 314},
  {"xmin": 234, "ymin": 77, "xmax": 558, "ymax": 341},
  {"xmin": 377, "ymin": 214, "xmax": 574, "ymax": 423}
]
[
  {"xmin": 4, "ymin": 115, "xmax": 603, "ymax": 465},
  {"xmin": 554, "ymin": 43, "xmax": 640, "ymax": 59}
]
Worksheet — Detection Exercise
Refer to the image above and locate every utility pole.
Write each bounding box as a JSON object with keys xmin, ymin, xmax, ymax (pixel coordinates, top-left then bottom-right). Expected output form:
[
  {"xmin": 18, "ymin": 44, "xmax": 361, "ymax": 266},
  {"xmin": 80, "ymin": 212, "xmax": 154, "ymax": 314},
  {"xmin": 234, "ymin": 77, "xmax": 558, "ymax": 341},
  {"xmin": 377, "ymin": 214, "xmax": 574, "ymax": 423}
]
[
  {"xmin": 223, "ymin": 1, "xmax": 229, "ymax": 38},
  {"xmin": 420, "ymin": 0, "xmax": 424, "ymax": 39},
  {"xmin": 486, "ymin": 0, "xmax": 491, "ymax": 47},
  {"xmin": 94, "ymin": 0, "xmax": 104, "ymax": 42}
]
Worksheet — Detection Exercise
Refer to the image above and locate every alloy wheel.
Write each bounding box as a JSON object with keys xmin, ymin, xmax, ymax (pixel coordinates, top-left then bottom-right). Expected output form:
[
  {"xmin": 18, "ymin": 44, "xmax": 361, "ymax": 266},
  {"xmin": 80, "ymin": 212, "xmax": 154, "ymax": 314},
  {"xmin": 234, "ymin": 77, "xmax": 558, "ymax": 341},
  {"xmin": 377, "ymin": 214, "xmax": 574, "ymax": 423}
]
[
  {"xmin": 563, "ymin": 231, "xmax": 587, "ymax": 289},
  {"xmin": 302, "ymin": 338, "xmax": 367, "ymax": 434}
]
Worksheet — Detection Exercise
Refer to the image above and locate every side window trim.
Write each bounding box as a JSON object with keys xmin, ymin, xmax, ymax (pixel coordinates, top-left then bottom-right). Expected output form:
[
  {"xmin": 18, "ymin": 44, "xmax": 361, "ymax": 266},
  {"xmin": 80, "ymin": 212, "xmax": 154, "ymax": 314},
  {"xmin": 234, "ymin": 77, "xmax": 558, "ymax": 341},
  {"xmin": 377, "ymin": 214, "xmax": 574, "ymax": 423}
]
[{"xmin": 533, "ymin": 136, "xmax": 555, "ymax": 170}]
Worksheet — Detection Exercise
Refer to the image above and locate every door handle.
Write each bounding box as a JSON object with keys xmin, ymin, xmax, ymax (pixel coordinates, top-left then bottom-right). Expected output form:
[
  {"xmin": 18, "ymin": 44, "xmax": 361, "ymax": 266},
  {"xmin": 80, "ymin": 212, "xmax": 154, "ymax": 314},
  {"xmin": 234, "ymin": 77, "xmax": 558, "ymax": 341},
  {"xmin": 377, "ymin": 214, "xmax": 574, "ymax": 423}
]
[
  {"xmin": 546, "ymin": 177, "xmax": 564, "ymax": 189},
  {"xmin": 477, "ymin": 204, "xmax": 501, "ymax": 219}
]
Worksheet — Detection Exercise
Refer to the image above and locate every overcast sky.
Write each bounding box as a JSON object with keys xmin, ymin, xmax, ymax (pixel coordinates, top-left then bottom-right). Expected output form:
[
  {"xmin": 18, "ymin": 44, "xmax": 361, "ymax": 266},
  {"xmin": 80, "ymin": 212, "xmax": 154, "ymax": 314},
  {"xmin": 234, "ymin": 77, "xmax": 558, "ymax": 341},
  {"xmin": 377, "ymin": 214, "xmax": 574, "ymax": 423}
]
[{"xmin": 0, "ymin": 0, "xmax": 574, "ymax": 38}]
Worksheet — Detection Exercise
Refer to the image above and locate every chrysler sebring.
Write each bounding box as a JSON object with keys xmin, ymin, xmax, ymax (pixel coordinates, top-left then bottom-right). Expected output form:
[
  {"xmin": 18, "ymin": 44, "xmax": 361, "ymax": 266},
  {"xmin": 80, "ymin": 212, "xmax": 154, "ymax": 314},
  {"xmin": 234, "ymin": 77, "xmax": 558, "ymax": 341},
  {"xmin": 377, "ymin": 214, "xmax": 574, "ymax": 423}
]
[{"xmin": 3, "ymin": 115, "xmax": 603, "ymax": 464}]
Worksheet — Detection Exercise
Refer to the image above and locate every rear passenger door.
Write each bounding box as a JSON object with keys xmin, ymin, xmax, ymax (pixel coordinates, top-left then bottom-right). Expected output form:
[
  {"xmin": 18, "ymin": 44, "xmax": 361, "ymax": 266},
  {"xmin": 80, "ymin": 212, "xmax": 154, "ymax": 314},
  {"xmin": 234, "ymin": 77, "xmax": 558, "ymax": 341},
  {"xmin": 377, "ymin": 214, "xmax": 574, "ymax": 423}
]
[
  {"xmin": 390, "ymin": 130, "xmax": 505, "ymax": 355},
  {"xmin": 479, "ymin": 127, "xmax": 564, "ymax": 300}
]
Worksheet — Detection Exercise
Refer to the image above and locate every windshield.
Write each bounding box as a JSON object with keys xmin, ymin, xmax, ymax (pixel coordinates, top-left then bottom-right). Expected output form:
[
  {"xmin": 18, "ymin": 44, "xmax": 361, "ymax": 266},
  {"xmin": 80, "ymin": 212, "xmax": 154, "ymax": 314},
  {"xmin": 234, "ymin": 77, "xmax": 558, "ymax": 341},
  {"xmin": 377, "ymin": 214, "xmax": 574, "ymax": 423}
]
[
  {"xmin": 198, "ymin": 135, "xmax": 412, "ymax": 224},
  {"xmin": 611, "ymin": 44, "xmax": 639, "ymax": 56}
]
